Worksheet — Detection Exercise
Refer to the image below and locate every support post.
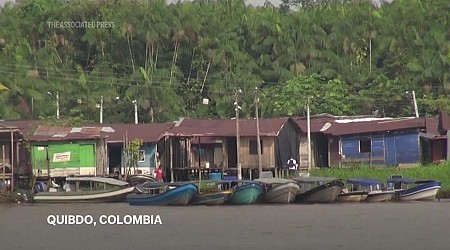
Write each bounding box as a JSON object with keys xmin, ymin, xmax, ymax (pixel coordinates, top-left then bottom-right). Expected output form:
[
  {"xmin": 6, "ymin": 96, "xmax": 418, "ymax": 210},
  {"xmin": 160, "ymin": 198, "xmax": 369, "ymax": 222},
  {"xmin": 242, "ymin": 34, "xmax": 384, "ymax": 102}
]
[
  {"xmin": 170, "ymin": 138, "xmax": 174, "ymax": 183},
  {"xmin": 2, "ymin": 145, "xmax": 5, "ymax": 193},
  {"xmin": 307, "ymin": 98, "xmax": 312, "ymax": 171},
  {"xmin": 235, "ymin": 89, "xmax": 242, "ymax": 180},
  {"xmin": 255, "ymin": 87, "xmax": 262, "ymax": 177},
  {"xmin": 447, "ymin": 130, "xmax": 450, "ymax": 161},
  {"xmin": 10, "ymin": 129, "xmax": 14, "ymax": 191}
]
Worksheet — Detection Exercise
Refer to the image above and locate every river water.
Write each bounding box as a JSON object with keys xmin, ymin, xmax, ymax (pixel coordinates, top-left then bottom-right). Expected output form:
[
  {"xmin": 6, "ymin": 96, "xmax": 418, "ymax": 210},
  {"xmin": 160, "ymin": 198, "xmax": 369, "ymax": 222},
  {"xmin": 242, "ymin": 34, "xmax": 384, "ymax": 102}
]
[{"xmin": 1, "ymin": 201, "xmax": 450, "ymax": 250}]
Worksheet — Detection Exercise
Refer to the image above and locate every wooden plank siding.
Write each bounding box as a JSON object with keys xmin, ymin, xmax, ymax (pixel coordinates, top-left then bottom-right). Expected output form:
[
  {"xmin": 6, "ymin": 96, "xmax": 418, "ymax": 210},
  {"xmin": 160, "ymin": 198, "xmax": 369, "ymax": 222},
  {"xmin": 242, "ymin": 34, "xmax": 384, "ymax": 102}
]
[{"xmin": 239, "ymin": 137, "xmax": 275, "ymax": 168}]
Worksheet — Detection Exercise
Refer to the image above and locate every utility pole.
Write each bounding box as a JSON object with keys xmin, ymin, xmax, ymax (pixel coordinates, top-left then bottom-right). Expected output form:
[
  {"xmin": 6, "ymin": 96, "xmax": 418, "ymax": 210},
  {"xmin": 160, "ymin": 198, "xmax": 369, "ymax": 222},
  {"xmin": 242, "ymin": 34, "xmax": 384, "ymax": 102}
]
[
  {"xmin": 100, "ymin": 96, "xmax": 104, "ymax": 124},
  {"xmin": 133, "ymin": 100, "xmax": 138, "ymax": 124},
  {"xmin": 56, "ymin": 91, "xmax": 60, "ymax": 119},
  {"xmin": 406, "ymin": 91, "xmax": 419, "ymax": 118},
  {"xmin": 255, "ymin": 87, "xmax": 262, "ymax": 177},
  {"xmin": 235, "ymin": 89, "xmax": 242, "ymax": 180},
  {"xmin": 412, "ymin": 90, "xmax": 419, "ymax": 118},
  {"xmin": 307, "ymin": 97, "xmax": 312, "ymax": 171}
]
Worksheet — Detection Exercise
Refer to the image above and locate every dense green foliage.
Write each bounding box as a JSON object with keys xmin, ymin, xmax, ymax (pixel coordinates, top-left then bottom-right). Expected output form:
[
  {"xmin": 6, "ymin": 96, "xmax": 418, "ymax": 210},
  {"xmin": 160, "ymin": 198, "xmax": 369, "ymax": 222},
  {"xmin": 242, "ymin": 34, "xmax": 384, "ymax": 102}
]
[{"xmin": 0, "ymin": 0, "xmax": 449, "ymax": 123}]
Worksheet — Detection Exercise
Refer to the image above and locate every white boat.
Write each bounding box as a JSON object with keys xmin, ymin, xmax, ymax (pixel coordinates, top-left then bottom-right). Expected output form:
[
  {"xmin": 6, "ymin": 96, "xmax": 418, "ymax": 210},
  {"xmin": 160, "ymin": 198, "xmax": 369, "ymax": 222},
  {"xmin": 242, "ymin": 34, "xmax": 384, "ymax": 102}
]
[
  {"xmin": 335, "ymin": 189, "xmax": 368, "ymax": 202},
  {"xmin": 346, "ymin": 179, "xmax": 394, "ymax": 202},
  {"xmin": 254, "ymin": 178, "xmax": 300, "ymax": 204},
  {"xmin": 387, "ymin": 178, "xmax": 441, "ymax": 201},
  {"xmin": 33, "ymin": 177, "xmax": 135, "ymax": 203}
]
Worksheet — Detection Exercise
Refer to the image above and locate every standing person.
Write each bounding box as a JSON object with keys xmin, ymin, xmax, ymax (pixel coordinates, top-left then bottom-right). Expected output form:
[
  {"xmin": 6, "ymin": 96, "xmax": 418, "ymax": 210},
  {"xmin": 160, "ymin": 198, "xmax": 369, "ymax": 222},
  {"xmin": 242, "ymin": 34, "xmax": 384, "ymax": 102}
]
[
  {"xmin": 154, "ymin": 165, "xmax": 164, "ymax": 182},
  {"xmin": 287, "ymin": 158, "xmax": 298, "ymax": 177}
]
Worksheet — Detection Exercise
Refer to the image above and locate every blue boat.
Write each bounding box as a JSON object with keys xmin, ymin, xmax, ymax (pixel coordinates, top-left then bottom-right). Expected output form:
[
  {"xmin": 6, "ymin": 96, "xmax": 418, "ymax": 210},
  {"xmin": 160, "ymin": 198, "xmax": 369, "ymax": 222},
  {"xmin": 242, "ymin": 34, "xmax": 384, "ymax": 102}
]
[
  {"xmin": 127, "ymin": 182, "xmax": 198, "ymax": 206},
  {"xmin": 190, "ymin": 180, "xmax": 234, "ymax": 205},
  {"xmin": 346, "ymin": 178, "xmax": 394, "ymax": 202},
  {"xmin": 225, "ymin": 181, "xmax": 263, "ymax": 205},
  {"xmin": 387, "ymin": 178, "xmax": 441, "ymax": 201}
]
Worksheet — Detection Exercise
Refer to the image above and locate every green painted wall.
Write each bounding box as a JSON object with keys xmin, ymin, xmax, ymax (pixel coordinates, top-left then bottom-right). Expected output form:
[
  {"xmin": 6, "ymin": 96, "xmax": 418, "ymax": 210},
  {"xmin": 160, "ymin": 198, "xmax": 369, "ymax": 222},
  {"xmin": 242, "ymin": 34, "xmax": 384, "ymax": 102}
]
[{"xmin": 31, "ymin": 142, "xmax": 96, "ymax": 170}]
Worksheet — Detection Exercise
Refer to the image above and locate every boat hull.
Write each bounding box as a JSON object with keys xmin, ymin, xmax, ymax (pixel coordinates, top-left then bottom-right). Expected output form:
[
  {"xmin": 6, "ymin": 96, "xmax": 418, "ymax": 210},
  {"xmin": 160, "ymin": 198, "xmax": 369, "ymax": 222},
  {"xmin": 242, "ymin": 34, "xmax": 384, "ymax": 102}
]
[
  {"xmin": 33, "ymin": 186, "xmax": 136, "ymax": 203},
  {"xmin": 263, "ymin": 182, "xmax": 300, "ymax": 204},
  {"xmin": 226, "ymin": 183, "xmax": 263, "ymax": 205},
  {"xmin": 127, "ymin": 183, "xmax": 198, "ymax": 206},
  {"xmin": 336, "ymin": 191, "xmax": 369, "ymax": 202},
  {"xmin": 365, "ymin": 191, "xmax": 394, "ymax": 202},
  {"xmin": 294, "ymin": 180, "xmax": 344, "ymax": 204},
  {"xmin": 398, "ymin": 182, "xmax": 441, "ymax": 201},
  {"xmin": 191, "ymin": 191, "xmax": 233, "ymax": 205}
]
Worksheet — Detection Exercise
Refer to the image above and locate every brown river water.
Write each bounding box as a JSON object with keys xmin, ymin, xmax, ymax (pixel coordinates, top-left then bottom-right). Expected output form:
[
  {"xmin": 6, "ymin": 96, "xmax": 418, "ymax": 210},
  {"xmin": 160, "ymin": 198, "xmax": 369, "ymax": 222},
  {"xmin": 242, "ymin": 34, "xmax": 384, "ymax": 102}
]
[{"xmin": 1, "ymin": 201, "xmax": 450, "ymax": 250}]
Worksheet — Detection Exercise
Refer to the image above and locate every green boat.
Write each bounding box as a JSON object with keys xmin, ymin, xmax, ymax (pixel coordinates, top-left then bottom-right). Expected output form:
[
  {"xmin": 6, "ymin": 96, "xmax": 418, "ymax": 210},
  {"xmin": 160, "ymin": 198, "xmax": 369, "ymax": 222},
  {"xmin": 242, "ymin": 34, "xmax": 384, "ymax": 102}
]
[{"xmin": 225, "ymin": 181, "xmax": 263, "ymax": 205}]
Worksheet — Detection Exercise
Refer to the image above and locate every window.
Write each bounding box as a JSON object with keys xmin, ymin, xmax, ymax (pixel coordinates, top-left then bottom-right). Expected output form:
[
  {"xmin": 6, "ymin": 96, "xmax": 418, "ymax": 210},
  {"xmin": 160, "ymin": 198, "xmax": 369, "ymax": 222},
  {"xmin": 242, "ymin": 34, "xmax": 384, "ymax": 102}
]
[
  {"xmin": 359, "ymin": 139, "xmax": 371, "ymax": 153},
  {"xmin": 249, "ymin": 140, "xmax": 263, "ymax": 155},
  {"xmin": 138, "ymin": 150, "xmax": 145, "ymax": 162}
]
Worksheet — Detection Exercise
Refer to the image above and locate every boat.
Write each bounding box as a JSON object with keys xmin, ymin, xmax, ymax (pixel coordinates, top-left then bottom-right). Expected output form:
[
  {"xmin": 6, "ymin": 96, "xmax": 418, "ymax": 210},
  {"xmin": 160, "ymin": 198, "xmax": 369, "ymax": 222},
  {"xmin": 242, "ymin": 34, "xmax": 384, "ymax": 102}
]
[
  {"xmin": 126, "ymin": 174, "xmax": 156, "ymax": 186},
  {"xmin": 225, "ymin": 181, "xmax": 263, "ymax": 205},
  {"xmin": 387, "ymin": 178, "xmax": 441, "ymax": 201},
  {"xmin": 254, "ymin": 178, "xmax": 300, "ymax": 204},
  {"xmin": 191, "ymin": 190, "xmax": 233, "ymax": 205},
  {"xmin": 335, "ymin": 190, "xmax": 369, "ymax": 202},
  {"xmin": 127, "ymin": 182, "xmax": 198, "ymax": 206},
  {"xmin": 190, "ymin": 180, "xmax": 234, "ymax": 205},
  {"xmin": 293, "ymin": 176, "xmax": 344, "ymax": 204},
  {"xmin": 346, "ymin": 178, "xmax": 394, "ymax": 202},
  {"xmin": 33, "ymin": 177, "xmax": 135, "ymax": 203}
]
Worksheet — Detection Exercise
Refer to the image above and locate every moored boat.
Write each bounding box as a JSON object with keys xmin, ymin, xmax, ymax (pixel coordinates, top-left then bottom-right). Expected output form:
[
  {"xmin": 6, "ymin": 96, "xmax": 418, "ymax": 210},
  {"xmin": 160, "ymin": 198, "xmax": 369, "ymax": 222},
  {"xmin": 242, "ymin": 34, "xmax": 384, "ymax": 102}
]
[
  {"xmin": 127, "ymin": 182, "xmax": 198, "ymax": 206},
  {"xmin": 387, "ymin": 178, "xmax": 441, "ymax": 201},
  {"xmin": 33, "ymin": 177, "xmax": 135, "ymax": 203},
  {"xmin": 293, "ymin": 176, "xmax": 344, "ymax": 204},
  {"xmin": 191, "ymin": 190, "xmax": 233, "ymax": 205},
  {"xmin": 225, "ymin": 181, "xmax": 263, "ymax": 205},
  {"xmin": 346, "ymin": 178, "xmax": 394, "ymax": 202},
  {"xmin": 126, "ymin": 174, "xmax": 156, "ymax": 186},
  {"xmin": 254, "ymin": 178, "xmax": 300, "ymax": 204},
  {"xmin": 335, "ymin": 190, "xmax": 369, "ymax": 202}
]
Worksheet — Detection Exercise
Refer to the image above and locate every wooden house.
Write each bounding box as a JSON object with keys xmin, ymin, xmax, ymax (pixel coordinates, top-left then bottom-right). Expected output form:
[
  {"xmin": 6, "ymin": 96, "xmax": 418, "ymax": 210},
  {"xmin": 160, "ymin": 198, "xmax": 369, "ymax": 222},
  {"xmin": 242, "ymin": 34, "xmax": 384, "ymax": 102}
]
[
  {"xmin": 27, "ymin": 125, "xmax": 109, "ymax": 177},
  {"xmin": 166, "ymin": 117, "xmax": 301, "ymax": 180},
  {"xmin": 316, "ymin": 117, "xmax": 430, "ymax": 167},
  {"xmin": 0, "ymin": 124, "xmax": 23, "ymax": 192},
  {"xmin": 90, "ymin": 123, "xmax": 174, "ymax": 176}
]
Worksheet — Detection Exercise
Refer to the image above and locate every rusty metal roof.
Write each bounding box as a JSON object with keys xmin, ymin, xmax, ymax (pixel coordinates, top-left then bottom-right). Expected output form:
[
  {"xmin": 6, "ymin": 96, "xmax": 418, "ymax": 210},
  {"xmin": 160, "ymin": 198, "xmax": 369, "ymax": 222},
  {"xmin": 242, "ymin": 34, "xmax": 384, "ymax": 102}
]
[
  {"xmin": 319, "ymin": 117, "xmax": 426, "ymax": 136},
  {"xmin": 167, "ymin": 117, "xmax": 296, "ymax": 137},
  {"xmin": 28, "ymin": 125, "xmax": 111, "ymax": 142},
  {"xmin": 88, "ymin": 122, "xmax": 175, "ymax": 143}
]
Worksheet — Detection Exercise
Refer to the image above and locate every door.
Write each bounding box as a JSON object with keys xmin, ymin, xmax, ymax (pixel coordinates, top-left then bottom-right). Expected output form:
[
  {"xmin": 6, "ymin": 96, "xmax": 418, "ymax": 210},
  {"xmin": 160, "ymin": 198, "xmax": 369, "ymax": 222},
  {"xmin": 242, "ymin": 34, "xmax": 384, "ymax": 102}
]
[{"xmin": 385, "ymin": 136, "xmax": 397, "ymax": 166}]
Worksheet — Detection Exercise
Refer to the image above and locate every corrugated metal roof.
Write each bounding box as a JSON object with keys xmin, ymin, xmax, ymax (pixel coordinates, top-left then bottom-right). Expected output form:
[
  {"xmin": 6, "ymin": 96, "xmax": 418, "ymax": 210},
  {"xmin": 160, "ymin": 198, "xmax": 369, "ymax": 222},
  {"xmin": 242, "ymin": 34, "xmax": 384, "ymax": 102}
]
[
  {"xmin": 167, "ymin": 117, "xmax": 295, "ymax": 137},
  {"xmin": 321, "ymin": 117, "xmax": 426, "ymax": 136},
  {"xmin": 28, "ymin": 125, "xmax": 111, "ymax": 141},
  {"xmin": 88, "ymin": 122, "xmax": 175, "ymax": 143}
]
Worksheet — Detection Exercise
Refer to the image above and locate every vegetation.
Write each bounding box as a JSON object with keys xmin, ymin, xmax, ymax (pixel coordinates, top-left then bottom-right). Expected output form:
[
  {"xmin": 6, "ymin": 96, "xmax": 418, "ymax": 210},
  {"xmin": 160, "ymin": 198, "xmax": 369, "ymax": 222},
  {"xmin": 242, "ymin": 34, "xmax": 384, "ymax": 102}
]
[
  {"xmin": 311, "ymin": 162, "xmax": 450, "ymax": 194},
  {"xmin": 125, "ymin": 138, "xmax": 144, "ymax": 177},
  {"xmin": 0, "ymin": 0, "xmax": 449, "ymax": 123}
]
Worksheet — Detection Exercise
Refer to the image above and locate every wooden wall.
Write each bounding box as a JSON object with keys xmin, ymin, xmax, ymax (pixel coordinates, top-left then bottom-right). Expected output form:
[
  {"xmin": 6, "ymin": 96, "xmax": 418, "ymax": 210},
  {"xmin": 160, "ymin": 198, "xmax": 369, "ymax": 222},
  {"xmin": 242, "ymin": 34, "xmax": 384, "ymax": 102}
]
[
  {"xmin": 299, "ymin": 137, "xmax": 309, "ymax": 168},
  {"xmin": 239, "ymin": 136, "xmax": 275, "ymax": 168}
]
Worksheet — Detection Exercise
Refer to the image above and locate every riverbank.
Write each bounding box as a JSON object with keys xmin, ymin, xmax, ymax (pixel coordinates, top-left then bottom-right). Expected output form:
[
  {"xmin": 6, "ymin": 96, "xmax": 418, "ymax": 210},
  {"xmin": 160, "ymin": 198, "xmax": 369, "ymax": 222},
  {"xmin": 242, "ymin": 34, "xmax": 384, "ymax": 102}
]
[{"xmin": 311, "ymin": 162, "xmax": 450, "ymax": 197}]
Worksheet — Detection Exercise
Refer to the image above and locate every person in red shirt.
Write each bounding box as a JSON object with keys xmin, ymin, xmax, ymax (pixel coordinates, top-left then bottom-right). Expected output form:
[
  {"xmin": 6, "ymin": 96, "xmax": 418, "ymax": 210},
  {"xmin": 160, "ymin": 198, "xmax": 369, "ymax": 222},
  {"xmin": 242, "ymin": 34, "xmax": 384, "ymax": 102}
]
[{"xmin": 154, "ymin": 166, "xmax": 164, "ymax": 182}]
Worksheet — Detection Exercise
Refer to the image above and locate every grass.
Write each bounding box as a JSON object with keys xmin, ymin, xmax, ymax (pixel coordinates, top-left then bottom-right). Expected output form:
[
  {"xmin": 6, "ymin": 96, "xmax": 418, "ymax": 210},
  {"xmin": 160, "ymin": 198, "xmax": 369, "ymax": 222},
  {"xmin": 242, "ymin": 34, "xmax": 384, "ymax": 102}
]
[{"xmin": 310, "ymin": 162, "xmax": 450, "ymax": 193}]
